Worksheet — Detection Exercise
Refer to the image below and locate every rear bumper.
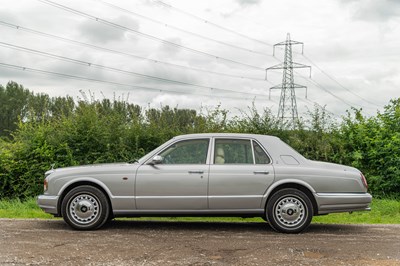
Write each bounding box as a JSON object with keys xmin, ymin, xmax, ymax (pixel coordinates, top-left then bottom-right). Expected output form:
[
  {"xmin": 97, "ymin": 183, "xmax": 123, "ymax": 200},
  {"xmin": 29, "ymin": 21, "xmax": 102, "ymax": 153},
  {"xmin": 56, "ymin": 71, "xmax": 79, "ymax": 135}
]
[
  {"xmin": 37, "ymin": 195, "xmax": 59, "ymax": 215},
  {"xmin": 315, "ymin": 192, "xmax": 372, "ymax": 214}
]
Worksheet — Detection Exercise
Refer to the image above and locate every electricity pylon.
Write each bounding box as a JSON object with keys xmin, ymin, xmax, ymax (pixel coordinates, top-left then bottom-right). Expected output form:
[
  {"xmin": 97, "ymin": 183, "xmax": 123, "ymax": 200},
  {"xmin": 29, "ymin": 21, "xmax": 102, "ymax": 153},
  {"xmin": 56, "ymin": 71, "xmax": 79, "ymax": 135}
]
[{"xmin": 266, "ymin": 33, "xmax": 311, "ymax": 128}]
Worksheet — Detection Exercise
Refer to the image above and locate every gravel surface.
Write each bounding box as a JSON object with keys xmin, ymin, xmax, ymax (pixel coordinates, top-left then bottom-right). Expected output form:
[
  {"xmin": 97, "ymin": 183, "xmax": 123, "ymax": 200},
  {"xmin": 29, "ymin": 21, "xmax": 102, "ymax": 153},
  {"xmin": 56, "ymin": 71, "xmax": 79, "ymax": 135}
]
[{"xmin": 0, "ymin": 219, "xmax": 399, "ymax": 265}]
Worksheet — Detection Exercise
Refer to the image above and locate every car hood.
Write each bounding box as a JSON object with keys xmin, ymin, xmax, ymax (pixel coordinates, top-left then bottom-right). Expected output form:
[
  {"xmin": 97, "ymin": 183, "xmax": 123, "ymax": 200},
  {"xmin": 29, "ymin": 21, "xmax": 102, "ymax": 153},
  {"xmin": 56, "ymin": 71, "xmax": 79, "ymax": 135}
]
[{"xmin": 45, "ymin": 162, "xmax": 138, "ymax": 177}]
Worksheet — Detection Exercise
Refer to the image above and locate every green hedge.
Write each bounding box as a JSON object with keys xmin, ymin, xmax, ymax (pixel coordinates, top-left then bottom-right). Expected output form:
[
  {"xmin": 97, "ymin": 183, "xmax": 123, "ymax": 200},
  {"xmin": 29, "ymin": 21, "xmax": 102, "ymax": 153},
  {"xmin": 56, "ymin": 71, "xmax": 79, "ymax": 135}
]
[{"xmin": 0, "ymin": 82, "xmax": 399, "ymax": 199}]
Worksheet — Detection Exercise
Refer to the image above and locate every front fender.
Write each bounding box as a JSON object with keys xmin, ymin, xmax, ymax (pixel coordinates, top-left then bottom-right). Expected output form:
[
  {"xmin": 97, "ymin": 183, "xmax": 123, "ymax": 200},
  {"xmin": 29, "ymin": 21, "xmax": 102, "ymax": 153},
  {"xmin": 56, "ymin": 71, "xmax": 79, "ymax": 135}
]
[{"xmin": 57, "ymin": 177, "xmax": 114, "ymax": 199}]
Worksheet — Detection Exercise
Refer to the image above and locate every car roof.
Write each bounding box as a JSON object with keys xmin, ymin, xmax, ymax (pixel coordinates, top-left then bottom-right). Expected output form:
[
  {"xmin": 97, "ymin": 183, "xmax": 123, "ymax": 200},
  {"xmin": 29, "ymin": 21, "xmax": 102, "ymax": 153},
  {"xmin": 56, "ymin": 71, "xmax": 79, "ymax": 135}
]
[{"xmin": 174, "ymin": 133, "xmax": 280, "ymax": 140}]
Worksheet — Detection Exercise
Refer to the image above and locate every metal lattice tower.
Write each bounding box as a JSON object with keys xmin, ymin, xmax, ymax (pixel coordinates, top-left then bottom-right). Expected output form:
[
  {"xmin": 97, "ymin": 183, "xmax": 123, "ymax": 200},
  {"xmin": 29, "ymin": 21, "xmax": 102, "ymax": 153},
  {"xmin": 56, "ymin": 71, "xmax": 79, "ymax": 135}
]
[{"xmin": 266, "ymin": 33, "xmax": 311, "ymax": 128}]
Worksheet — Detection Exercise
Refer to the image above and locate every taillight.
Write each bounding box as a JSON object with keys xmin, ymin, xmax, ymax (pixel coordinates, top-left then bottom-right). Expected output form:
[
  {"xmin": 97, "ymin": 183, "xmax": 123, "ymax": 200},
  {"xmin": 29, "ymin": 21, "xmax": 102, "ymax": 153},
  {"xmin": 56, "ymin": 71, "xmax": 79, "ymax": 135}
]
[
  {"xmin": 44, "ymin": 178, "xmax": 48, "ymax": 192},
  {"xmin": 360, "ymin": 173, "xmax": 368, "ymax": 190}
]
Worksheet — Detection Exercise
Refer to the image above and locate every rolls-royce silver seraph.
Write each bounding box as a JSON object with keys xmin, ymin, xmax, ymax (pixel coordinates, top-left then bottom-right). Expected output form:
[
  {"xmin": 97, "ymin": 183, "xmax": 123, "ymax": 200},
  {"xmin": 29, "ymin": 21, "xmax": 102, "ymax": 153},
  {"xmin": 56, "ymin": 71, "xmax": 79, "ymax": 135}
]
[{"xmin": 37, "ymin": 133, "xmax": 372, "ymax": 233}]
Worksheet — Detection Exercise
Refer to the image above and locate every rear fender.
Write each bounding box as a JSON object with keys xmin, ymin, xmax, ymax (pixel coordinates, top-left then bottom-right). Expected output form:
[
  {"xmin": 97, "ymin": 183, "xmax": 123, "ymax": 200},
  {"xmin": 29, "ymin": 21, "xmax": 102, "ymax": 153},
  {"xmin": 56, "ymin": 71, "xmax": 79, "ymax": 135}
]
[{"xmin": 261, "ymin": 179, "xmax": 316, "ymax": 208}]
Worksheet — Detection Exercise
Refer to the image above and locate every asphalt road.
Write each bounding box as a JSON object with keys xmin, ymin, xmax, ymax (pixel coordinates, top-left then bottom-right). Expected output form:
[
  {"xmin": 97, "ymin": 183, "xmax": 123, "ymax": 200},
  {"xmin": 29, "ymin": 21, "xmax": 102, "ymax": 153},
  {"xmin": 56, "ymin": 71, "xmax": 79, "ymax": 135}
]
[{"xmin": 0, "ymin": 219, "xmax": 399, "ymax": 265}]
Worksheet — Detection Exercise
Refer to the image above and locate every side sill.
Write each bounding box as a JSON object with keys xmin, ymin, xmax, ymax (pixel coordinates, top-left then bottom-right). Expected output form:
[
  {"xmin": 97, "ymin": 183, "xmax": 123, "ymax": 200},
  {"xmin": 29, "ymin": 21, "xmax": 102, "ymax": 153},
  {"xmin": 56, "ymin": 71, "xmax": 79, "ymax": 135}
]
[{"xmin": 113, "ymin": 209, "xmax": 264, "ymax": 217}]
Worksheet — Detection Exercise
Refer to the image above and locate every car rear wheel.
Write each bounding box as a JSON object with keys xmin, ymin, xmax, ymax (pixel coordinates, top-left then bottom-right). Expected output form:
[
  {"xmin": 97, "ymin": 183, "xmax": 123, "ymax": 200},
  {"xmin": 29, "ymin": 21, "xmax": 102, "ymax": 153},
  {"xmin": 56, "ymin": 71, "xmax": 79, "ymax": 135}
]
[
  {"xmin": 61, "ymin": 185, "xmax": 110, "ymax": 230},
  {"xmin": 266, "ymin": 188, "xmax": 313, "ymax": 233}
]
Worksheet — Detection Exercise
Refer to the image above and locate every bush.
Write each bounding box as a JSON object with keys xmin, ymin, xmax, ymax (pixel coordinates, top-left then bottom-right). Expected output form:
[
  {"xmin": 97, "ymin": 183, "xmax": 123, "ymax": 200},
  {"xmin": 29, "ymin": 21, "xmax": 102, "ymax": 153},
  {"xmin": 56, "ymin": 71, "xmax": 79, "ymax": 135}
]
[{"xmin": 0, "ymin": 82, "xmax": 399, "ymax": 199}]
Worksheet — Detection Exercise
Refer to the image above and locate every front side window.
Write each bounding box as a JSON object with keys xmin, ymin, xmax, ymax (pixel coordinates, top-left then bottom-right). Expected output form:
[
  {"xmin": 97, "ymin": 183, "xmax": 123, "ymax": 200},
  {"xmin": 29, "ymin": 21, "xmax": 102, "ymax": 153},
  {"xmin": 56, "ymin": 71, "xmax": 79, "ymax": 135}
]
[
  {"xmin": 158, "ymin": 139, "xmax": 209, "ymax": 164},
  {"xmin": 214, "ymin": 139, "xmax": 253, "ymax": 164}
]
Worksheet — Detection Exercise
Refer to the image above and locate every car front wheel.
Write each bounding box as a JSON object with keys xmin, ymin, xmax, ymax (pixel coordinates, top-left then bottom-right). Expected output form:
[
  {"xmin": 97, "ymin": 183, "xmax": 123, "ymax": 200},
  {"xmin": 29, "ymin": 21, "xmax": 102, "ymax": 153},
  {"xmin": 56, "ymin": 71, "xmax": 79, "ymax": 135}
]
[
  {"xmin": 61, "ymin": 185, "xmax": 110, "ymax": 230},
  {"xmin": 266, "ymin": 188, "xmax": 313, "ymax": 233}
]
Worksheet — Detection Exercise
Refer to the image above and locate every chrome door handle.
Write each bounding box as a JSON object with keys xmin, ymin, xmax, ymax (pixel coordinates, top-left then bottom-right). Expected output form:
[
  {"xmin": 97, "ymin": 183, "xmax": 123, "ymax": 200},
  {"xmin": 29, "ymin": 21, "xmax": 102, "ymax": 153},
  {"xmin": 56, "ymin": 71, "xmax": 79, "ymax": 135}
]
[
  {"xmin": 253, "ymin": 171, "xmax": 269, "ymax": 175},
  {"xmin": 188, "ymin": 170, "xmax": 204, "ymax": 174}
]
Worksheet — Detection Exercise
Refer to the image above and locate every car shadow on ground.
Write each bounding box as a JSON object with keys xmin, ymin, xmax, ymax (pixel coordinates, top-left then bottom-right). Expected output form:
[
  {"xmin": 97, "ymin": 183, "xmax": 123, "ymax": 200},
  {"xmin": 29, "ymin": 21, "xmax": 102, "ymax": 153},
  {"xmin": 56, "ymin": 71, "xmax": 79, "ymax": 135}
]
[
  {"xmin": 104, "ymin": 220, "xmax": 273, "ymax": 232},
  {"xmin": 40, "ymin": 219, "xmax": 368, "ymax": 234},
  {"xmin": 99, "ymin": 219, "xmax": 368, "ymax": 234}
]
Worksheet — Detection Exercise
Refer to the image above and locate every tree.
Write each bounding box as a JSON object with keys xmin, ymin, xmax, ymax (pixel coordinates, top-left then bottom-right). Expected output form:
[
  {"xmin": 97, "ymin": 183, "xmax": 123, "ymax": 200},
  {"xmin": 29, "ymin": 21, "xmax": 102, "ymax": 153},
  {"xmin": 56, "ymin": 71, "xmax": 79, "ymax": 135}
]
[{"xmin": 0, "ymin": 82, "xmax": 31, "ymax": 136}]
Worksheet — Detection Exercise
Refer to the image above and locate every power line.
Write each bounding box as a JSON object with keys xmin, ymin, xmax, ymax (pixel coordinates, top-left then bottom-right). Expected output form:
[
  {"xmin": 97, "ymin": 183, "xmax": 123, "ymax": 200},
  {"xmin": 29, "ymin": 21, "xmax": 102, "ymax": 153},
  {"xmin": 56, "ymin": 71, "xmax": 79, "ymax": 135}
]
[
  {"xmin": 0, "ymin": 21, "xmax": 268, "ymax": 82},
  {"xmin": 0, "ymin": 62, "xmax": 272, "ymax": 101},
  {"xmin": 0, "ymin": 41, "xmax": 271, "ymax": 98},
  {"xmin": 272, "ymin": 49, "xmax": 379, "ymax": 111},
  {"xmin": 154, "ymin": 1, "xmax": 384, "ymax": 109},
  {"xmin": 2, "ymin": 7, "xmax": 369, "ymax": 113},
  {"xmin": 302, "ymin": 54, "xmax": 382, "ymax": 108},
  {"xmin": 37, "ymin": 0, "xmax": 266, "ymax": 71},
  {"xmin": 151, "ymin": 0, "xmax": 384, "ymax": 112},
  {"xmin": 294, "ymin": 70, "xmax": 378, "ymax": 113},
  {"xmin": 94, "ymin": 0, "xmax": 272, "ymax": 57},
  {"xmin": 152, "ymin": 0, "xmax": 293, "ymax": 59},
  {"xmin": 153, "ymin": 0, "xmax": 274, "ymax": 48},
  {"xmin": 299, "ymin": 97, "xmax": 342, "ymax": 119},
  {"xmin": 269, "ymin": 45, "xmax": 368, "ymax": 111},
  {"xmin": 267, "ymin": 47, "xmax": 362, "ymax": 110},
  {"xmin": 299, "ymin": 74, "xmax": 355, "ymax": 108},
  {"xmin": 294, "ymin": 73, "xmax": 378, "ymax": 118},
  {"xmin": 273, "ymin": 44, "xmax": 381, "ymax": 110}
]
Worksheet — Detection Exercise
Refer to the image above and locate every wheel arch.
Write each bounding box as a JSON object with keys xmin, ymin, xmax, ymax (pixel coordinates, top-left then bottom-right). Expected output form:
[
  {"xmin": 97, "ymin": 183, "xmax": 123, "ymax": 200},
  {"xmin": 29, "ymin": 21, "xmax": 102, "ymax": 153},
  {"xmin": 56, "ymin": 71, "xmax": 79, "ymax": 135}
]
[
  {"xmin": 57, "ymin": 178, "xmax": 113, "ymax": 217},
  {"xmin": 262, "ymin": 180, "xmax": 318, "ymax": 215}
]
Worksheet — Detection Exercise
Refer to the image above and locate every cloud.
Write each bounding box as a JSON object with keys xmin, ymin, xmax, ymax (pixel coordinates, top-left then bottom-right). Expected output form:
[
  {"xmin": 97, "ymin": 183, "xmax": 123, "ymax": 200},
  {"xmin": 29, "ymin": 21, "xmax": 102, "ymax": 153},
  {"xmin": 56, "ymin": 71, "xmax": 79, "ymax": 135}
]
[
  {"xmin": 78, "ymin": 16, "xmax": 139, "ymax": 43},
  {"xmin": 0, "ymin": 10, "xmax": 19, "ymax": 24},
  {"xmin": 219, "ymin": 0, "xmax": 261, "ymax": 17},
  {"xmin": 1, "ymin": 0, "xmax": 398, "ymax": 119},
  {"xmin": 156, "ymin": 37, "xmax": 183, "ymax": 57},
  {"xmin": 340, "ymin": 0, "xmax": 400, "ymax": 22},
  {"xmin": 235, "ymin": 0, "xmax": 261, "ymax": 7}
]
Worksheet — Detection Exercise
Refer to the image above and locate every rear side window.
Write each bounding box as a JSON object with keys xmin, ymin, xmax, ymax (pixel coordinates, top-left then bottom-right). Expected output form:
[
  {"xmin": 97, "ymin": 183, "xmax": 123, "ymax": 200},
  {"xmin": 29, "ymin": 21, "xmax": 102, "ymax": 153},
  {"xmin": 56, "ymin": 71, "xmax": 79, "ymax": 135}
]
[
  {"xmin": 214, "ymin": 139, "xmax": 253, "ymax": 164},
  {"xmin": 253, "ymin": 141, "xmax": 271, "ymax": 164}
]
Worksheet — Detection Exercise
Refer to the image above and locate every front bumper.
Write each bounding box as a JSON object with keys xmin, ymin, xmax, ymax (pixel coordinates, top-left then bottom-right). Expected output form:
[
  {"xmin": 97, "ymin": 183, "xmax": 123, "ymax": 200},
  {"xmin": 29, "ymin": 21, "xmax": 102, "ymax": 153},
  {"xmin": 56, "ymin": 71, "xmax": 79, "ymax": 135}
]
[
  {"xmin": 315, "ymin": 192, "xmax": 372, "ymax": 214},
  {"xmin": 37, "ymin": 195, "xmax": 59, "ymax": 215}
]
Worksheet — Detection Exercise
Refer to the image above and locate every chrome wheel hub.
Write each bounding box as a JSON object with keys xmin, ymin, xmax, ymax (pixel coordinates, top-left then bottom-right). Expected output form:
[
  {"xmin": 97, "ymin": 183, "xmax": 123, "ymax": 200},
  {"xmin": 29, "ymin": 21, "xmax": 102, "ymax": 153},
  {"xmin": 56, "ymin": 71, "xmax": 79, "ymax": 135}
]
[
  {"xmin": 274, "ymin": 196, "xmax": 305, "ymax": 228},
  {"xmin": 69, "ymin": 194, "xmax": 100, "ymax": 224}
]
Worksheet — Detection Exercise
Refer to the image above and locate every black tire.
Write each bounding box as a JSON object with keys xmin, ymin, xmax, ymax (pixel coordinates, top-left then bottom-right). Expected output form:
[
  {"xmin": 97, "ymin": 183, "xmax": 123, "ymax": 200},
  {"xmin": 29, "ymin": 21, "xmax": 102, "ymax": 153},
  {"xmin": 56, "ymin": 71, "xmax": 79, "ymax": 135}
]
[
  {"xmin": 265, "ymin": 188, "xmax": 313, "ymax": 233},
  {"xmin": 61, "ymin": 185, "xmax": 110, "ymax": 230}
]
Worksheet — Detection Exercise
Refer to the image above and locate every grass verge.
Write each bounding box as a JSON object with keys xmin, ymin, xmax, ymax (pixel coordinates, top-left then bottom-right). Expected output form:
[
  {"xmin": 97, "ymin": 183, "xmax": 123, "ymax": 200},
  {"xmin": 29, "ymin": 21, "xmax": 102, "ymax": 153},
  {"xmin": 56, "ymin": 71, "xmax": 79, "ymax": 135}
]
[
  {"xmin": 313, "ymin": 198, "xmax": 400, "ymax": 224},
  {"xmin": 0, "ymin": 198, "xmax": 399, "ymax": 224},
  {"xmin": 0, "ymin": 198, "xmax": 54, "ymax": 219}
]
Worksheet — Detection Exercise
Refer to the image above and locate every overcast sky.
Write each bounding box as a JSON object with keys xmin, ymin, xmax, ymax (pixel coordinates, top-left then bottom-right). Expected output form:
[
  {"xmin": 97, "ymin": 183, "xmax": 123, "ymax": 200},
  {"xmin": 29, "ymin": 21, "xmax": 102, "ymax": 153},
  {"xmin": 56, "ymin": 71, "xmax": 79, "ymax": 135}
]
[{"xmin": 0, "ymin": 0, "xmax": 399, "ymax": 119}]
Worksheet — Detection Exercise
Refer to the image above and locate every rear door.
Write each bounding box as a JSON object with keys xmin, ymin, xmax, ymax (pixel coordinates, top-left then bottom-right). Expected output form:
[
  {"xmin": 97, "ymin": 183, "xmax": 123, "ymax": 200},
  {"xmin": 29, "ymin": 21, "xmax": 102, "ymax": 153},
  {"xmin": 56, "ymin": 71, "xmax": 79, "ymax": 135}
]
[{"xmin": 208, "ymin": 138, "xmax": 274, "ymax": 209}]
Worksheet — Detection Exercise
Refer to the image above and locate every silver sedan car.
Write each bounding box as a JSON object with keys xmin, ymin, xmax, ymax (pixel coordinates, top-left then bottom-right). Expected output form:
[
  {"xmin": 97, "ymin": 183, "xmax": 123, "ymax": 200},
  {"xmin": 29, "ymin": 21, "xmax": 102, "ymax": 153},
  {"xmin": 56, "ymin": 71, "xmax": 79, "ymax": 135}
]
[{"xmin": 38, "ymin": 133, "xmax": 372, "ymax": 233}]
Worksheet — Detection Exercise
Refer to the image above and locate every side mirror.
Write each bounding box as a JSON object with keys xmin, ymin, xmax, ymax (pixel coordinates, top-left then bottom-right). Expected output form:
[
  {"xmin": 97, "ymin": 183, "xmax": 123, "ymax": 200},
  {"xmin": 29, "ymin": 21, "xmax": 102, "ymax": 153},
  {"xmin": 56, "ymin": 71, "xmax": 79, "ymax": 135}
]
[{"xmin": 150, "ymin": 155, "xmax": 163, "ymax": 165}]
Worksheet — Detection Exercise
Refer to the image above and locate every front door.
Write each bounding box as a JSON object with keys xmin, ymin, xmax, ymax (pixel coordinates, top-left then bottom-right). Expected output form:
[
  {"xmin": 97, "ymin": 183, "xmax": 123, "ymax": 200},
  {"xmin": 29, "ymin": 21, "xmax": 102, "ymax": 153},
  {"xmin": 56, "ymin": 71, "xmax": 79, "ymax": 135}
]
[{"xmin": 135, "ymin": 138, "xmax": 210, "ymax": 210}]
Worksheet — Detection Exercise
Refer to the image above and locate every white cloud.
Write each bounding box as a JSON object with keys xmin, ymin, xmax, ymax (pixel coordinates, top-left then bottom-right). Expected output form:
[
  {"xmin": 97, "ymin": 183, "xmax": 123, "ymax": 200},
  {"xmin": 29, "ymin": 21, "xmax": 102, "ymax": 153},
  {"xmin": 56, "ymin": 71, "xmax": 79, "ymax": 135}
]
[
  {"xmin": 235, "ymin": 0, "xmax": 261, "ymax": 7},
  {"xmin": 340, "ymin": 0, "xmax": 400, "ymax": 22},
  {"xmin": 78, "ymin": 17, "xmax": 137, "ymax": 44}
]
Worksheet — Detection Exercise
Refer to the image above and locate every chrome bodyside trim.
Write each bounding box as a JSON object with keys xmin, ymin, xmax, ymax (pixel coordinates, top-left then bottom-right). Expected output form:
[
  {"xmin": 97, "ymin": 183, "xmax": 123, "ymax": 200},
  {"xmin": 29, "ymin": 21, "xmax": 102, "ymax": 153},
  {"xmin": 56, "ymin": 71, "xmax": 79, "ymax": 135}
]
[{"xmin": 134, "ymin": 195, "xmax": 261, "ymax": 199}]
